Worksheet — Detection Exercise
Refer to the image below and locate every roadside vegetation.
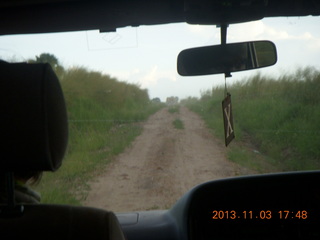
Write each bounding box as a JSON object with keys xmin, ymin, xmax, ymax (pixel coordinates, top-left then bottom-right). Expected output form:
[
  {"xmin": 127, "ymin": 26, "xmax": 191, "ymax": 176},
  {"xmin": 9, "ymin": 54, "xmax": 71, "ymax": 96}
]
[
  {"xmin": 168, "ymin": 104, "xmax": 184, "ymax": 130},
  {"xmin": 32, "ymin": 53, "xmax": 164, "ymax": 204},
  {"xmin": 184, "ymin": 67, "xmax": 320, "ymax": 172},
  {"xmin": 173, "ymin": 118, "xmax": 184, "ymax": 129},
  {"xmin": 168, "ymin": 105, "xmax": 180, "ymax": 114}
]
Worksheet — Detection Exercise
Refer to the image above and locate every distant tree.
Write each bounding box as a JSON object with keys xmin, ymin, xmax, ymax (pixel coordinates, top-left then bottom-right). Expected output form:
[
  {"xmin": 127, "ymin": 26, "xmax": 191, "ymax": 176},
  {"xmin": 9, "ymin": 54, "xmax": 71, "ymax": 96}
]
[
  {"xmin": 166, "ymin": 96, "xmax": 179, "ymax": 106},
  {"xmin": 151, "ymin": 97, "xmax": 161, "ymax": 103},
  {"xmin": 28, "ymin": 53, "xmax": 64, "ymax": 78},
  {"xmin": 35, "ymin": 53, "xmax": 59, "ymax": 68}
]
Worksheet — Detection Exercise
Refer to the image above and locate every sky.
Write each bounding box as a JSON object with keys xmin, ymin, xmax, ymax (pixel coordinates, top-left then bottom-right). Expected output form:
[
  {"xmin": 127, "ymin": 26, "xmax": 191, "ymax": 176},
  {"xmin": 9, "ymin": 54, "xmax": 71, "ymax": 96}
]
[{"xmin": 0, "ymin": 16, "xmax": 319, "ymax": 102}]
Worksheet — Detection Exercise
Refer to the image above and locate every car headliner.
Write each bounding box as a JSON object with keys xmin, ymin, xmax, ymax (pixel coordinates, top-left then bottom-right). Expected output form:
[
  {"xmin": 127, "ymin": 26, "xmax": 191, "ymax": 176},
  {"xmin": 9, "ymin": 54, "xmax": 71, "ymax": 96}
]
[{"xmin": 0, "ymin": 0, "xmax": 319, "ymax": 35}]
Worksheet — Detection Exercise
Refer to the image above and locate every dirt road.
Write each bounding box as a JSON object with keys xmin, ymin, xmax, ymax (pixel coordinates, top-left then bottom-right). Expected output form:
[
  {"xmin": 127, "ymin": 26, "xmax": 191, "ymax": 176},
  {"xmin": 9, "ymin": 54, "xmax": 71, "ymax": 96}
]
[{"xmin": 84, "ymin": 107, "xmax": 249, "ymax": 212}]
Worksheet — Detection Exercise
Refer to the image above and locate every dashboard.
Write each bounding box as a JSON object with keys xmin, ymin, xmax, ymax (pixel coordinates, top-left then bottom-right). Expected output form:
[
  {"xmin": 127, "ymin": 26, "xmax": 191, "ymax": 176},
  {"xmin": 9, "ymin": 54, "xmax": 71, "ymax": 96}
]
[{"xmin": 117, "ymin": 171, "xmax": 320, "ymax": 240}]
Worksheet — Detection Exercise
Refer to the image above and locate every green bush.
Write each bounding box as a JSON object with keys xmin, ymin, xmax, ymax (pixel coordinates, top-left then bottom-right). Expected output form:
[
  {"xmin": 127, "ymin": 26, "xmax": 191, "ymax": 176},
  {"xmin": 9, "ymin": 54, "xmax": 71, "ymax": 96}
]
[
  {"xmin": 173, "ymin": 118, "xmax": 184, "ymax": 129},
  {"xmin": 186, "ymin": 67, "xmax": 320, "ymax": 171},
  {"xmin": 35, "ymin": 65, "xmax": 163, "ymax": 204}
]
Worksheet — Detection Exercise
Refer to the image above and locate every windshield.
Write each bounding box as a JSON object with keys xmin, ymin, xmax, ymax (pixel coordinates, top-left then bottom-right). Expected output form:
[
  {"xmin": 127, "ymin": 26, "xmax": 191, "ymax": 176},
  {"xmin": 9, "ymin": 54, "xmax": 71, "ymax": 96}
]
[{"xmin": 1, "ymin": 17, "xmax": 319, "ymax": 211}]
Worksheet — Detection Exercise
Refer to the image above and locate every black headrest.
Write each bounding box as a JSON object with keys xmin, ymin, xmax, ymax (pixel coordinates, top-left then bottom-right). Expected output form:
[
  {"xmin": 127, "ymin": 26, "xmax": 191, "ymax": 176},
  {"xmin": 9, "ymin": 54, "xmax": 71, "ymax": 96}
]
[{"xmin": 0, "ymin": 62, "xmax": 68, "ymax": 171}]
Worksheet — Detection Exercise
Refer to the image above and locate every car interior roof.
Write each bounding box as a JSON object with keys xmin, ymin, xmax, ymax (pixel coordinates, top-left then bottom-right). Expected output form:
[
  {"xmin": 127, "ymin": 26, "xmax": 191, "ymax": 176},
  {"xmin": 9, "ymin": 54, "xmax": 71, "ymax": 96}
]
[{"xmin": 0, "ymin": 0, "xmax": 319, "ymax": 35}]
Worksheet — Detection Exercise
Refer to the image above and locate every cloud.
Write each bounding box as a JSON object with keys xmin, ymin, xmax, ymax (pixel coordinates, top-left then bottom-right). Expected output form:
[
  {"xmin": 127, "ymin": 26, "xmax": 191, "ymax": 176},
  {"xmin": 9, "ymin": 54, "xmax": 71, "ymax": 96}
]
[
  {"xmin": 141, "ymin": 65, "xmax": 158, "ymax": 87},
  {"xmin": 108, "ymin": 65, "xmax": 177, "ymax": 89},
  {"xmin": 132, "ymin": 68, "xmax": 140, "ymax": 74},
  {"xmin": 307, "ymin": 37, "xmax": 320, "ymax": 50},
  {"xmin": 225, "ymin": 20, "xmax": 320, "ymax": 55},
  {"xmin": 186, "ymin": 25, "xmax": 213, "ymax": 36},
  {"xmin": 262, "ymin": 25, "xmax": 313, "ymax": 41},
  {"xmin": 227, "ymin": 20, "xmax": 318, "ymax": 42},
  {"xmin": 185, "ymin": 24, "xmax": 218, "ymax": 44},
  {"xmin": 140, "ymin": 66, "xmax": 177, "ymax": 88}
]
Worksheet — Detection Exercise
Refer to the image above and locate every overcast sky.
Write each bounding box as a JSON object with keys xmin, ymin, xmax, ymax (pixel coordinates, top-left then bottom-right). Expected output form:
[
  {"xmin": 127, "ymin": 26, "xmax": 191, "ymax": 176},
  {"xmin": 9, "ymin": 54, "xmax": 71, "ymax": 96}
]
[{"xmin": 0, "ymin": 16, "xmax": 319, "ymax": 101}]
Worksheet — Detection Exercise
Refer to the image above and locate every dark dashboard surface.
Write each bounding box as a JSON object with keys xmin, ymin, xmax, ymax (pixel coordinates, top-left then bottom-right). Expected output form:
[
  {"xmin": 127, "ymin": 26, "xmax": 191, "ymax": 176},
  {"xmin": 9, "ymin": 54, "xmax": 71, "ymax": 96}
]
[{"xmin": 117, "ymin": 171, "xmax": 320, "ymax": 240}]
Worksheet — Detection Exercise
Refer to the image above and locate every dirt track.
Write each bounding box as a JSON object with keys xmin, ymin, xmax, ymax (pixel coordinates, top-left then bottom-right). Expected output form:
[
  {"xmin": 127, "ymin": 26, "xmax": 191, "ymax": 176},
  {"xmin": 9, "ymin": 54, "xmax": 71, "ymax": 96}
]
[{"xmin": 84, "ymin": 107, "xmax": 248, "ymax": 212}]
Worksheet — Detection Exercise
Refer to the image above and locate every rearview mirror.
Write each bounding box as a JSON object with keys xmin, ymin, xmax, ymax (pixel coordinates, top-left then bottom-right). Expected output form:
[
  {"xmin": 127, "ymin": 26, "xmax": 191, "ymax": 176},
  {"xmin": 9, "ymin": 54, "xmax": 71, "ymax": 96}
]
[{"xmin": 177, "ymin": 41, "xmax": 277, "ymax": 76}]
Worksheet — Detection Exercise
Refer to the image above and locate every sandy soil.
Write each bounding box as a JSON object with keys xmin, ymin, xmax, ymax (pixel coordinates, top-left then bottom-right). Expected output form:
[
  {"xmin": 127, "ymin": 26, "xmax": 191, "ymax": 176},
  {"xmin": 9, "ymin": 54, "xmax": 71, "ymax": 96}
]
[{"xmin": 84, "ymin": 107, "xmax": 249, "ymax": 212}]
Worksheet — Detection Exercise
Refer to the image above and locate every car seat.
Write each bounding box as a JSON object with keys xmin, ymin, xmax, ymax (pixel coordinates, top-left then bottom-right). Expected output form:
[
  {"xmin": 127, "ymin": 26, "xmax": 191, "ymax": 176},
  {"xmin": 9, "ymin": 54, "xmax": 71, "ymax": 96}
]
[{"xmin": 0, "ymin": 62, "xmax": 125, "ymax": 240}]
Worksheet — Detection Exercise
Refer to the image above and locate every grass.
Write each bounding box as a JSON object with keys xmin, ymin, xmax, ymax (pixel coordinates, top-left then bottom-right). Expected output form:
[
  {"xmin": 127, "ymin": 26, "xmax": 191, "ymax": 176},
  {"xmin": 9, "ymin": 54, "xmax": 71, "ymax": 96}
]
[
  {"xmin": 168, "ymin": 105, "xmax": 180, "ymax": 114},
  {"xmin": 168, "ymin": 105, "xmax": 184, "ymax": 129},
  {"xmin": 184, "ymin": 66, "xmax": 320, "ymax": 173},
  {"xmin": 173, "ymin": 118, "xmax": 184, "ymax": 129},
  {"xmin": 228, "ymin": 146, "xmax": 279, "ymax": 174},
  {"xmin": 36, "ymin": 123, "xmax": 143, "ymax": 204},
  {"xmin": 34, "ymin": 65, "xmax": 164, "ymax": 204}
]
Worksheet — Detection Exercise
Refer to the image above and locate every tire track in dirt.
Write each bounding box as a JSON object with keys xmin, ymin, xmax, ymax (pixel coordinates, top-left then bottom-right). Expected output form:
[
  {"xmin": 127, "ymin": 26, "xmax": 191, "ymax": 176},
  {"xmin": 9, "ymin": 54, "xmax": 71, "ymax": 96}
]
[{"xmin": 84, "ymin": 107, "xmax": 248, "ymax": 212}]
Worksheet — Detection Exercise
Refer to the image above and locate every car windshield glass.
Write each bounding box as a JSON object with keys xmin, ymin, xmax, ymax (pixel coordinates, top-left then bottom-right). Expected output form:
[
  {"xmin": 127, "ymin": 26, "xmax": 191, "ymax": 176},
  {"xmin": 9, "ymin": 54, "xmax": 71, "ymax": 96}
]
[{"xmin": 0, "ymin": 16, "xmax": 319, "ymax": 211}]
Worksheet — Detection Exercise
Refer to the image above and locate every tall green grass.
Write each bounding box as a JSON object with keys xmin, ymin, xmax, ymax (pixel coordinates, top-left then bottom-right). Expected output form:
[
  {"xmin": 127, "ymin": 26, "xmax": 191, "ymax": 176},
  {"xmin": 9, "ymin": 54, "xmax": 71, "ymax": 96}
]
[
  {"xmin": 35, "ymin": 66, "xmax": 163, "ymax": 204},
  {"xmin": 173, "ymin": 119, "xmax": 184, "ymax": 129},
  {"xmin": 168, "ymin": 105, "xmax": 180, "ymax": 114},
  {"xmin": 185, "ymin": 67, "xmax": 320, "ymax": 172}
]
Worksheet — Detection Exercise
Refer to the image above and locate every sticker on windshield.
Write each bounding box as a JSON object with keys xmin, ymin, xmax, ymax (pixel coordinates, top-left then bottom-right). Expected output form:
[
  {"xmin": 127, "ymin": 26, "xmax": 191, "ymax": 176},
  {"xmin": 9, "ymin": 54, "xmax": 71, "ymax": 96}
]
[{"xmin": 222, "ymin": 93, "xmax": 235, "ymax": 146}]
